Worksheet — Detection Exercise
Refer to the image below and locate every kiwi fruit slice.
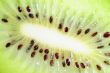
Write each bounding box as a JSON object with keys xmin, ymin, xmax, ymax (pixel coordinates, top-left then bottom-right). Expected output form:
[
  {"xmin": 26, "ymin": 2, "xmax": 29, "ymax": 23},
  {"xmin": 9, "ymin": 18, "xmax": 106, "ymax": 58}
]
[{"xmin": 0, "ymin": 0, "xmax": 110, "ymax": 73}]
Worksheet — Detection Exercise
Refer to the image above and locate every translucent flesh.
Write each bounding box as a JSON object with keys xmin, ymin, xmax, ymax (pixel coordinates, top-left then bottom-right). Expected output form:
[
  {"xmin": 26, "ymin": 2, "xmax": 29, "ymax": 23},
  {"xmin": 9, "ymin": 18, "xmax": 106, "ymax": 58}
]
[{"xmin": 0, "ymin": 0, "xmax": 110, "ymax": 73}]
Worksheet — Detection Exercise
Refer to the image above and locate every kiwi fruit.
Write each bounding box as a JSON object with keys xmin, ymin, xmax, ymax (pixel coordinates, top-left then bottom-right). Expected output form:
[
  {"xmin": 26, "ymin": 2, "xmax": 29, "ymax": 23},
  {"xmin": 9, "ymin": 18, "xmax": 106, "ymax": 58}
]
[{"xmin": 0, "ymin": 0, "xmax": 110, "ymax": 73}]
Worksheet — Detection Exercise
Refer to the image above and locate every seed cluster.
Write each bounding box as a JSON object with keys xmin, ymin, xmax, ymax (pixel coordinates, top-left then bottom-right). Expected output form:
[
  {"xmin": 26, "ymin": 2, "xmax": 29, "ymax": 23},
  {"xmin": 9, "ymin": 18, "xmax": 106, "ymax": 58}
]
[
  {"xmin": 1, "ymin": 4, "xmax": 110, "ymax": 72},
  {"xmin": 5, "ymin": 39, "xmax": 106, "ymax": 71}
]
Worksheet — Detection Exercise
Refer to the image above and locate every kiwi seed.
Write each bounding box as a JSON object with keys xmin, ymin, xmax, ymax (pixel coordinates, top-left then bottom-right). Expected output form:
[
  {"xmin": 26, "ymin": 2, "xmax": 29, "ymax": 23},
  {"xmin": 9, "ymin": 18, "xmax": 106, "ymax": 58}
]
[
  {"xmin": 18, "ymin": 6, "xmax": 22, "ymax": 12},
  {"xmin": 1, "ymin": 18, "xmax": 8, "ymax": 23}
]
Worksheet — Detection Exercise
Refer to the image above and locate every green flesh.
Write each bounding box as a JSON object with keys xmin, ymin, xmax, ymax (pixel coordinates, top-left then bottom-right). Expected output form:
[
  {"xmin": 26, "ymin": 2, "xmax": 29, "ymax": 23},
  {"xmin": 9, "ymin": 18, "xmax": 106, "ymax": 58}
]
[{"xmin": 0, "ymin": 0, "xmax": 110, "ymax": 73}]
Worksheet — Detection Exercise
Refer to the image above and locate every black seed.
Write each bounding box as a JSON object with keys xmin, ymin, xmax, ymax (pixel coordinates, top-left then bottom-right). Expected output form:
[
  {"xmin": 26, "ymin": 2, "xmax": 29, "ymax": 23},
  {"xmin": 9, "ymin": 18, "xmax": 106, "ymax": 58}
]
[
  {"xmin": 49, "ymin": 16, "xmax": 53, "ymax": 23},
  {"xmin": 96, "ymin": 65, "xmax": 101, "ymax": 70},
  {"xmin": 29, "ymin": 13, "xmax": 34, "ymax": 18},
  {"xmin": 17, "ymin": 44, "xmax": 23, "ymax": 50},
  {"xmin": 1, "ymin": 18, "xmax": 8, "ymax": 23},
  {"xmin": 26, "ymin": 6, "xmax": 31, "ymax": 12},
  {"xmin": 26, "ymin": 44, "xmax": 34, "ymax": 52},
  {"xmin": 18, "ymin": 6, "xmax": 22, "ymax": 12},
  {"xmin": 91, "ymin": 32, "xmax": 98, "ymax": 37},
  {"xmin": 55, "ymin": 53, "xmax": 59, "ymax": 59},
  {"xmin": 34, "ymin": 45, "xmax": 39, "ymax": 50},
  {"xmin": 62, "ymin": 61, "xmax": 66, "ymax": 67},
  {"xmin": 75, "ymin": 62, "xmax": 79, "ymax": 68},
  {"xmin": 104, "ymin": 52, "xmax": 110, "ymax": 57},
  {"xmin": 44, "ymin": 49, "xmax": 49, "ymax": 54},
  {"xmin": 97, "ymin": 46, "xmax": 104, "ymax": 49},
  {"xmin": 64, "ymin": 27, "xmax": 68, "ymax": 32},
  {"xmin": 6, "ymin": 42, "xmax": 11, "ymax": 48},
  {"xmin": 103, "ymin": 32, "xmax": 110, "ymax": 38},
  {"xmin": 31, "ymin": 51, "xmax": 36, "ymax": 58},
  {"xmin": 50, "ymin": 60, "xmax": 54, "ymax": 66},
  {"xmin": 44, "ymin": 54, "xmax": 48, "ymax": 61},
  {"xmin": 58, "ymin": 23, "xmax": 63, "ymax": 29},
  {"xmin": 109, "ymin": 43, "xmax": 110, "ymax": 46},
  {"xmin": 85, "ymin": 28, "xmax": 90, "ymax": 34},
  {"xmin": 27, "ymin": 40, "xmax": 34, "ymax": 51},
  {"xmin": 16, "ymin": 16, "xmax": 21, "ymax": 20},
  {"xmin": 66, "ymin": 59, "xmax": 70, "ymax": 66},
  {"xmin": 39, "ymin": 49, "xmax": 43, "ymax": 53},
  {"xmin": 30, "ymin": 40, "xmax": 34, "ymax": 45},
  {"xmin": 62, "ymin": 55, "xmax": 64, "ymax": 60},
  {"xmin": 80, "ymin": 63, "xmax": 85, "ymax": 69},
  {"xmin": 27, "ymin": 45, "xmax": 32, "ymax": 51},
  {"xmin": 77, "ymin": 29, "xmax": 82, "ymax": 35},
  {"xmin": 36, "ymin": 13, "xmax": 39, "ymax": 18},
  {"xmin": 104, "ymin": 60, "xmax": 110, "ymax": 65}
]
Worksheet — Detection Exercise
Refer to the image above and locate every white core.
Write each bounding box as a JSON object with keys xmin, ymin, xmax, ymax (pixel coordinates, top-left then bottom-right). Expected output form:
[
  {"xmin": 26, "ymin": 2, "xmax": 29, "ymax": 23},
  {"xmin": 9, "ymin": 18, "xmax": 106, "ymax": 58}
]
[{"xmin": 20, "ymin": 23, "xmax": 93, "ymax": 55}]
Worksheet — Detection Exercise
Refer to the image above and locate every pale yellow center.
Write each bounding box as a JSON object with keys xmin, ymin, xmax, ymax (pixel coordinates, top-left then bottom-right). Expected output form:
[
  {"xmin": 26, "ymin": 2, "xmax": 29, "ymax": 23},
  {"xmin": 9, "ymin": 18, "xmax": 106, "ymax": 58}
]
[{"xmin": 20, "ymin": 23, "xmax": 93, "ymax": 55}]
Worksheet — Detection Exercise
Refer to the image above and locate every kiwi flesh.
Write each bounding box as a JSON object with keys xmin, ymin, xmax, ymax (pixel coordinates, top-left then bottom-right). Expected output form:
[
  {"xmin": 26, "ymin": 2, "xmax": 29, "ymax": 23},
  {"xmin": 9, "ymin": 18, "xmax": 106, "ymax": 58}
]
[{"xmin": 0, "ymin": 0, "xmax": 110, "ymax": 73}]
